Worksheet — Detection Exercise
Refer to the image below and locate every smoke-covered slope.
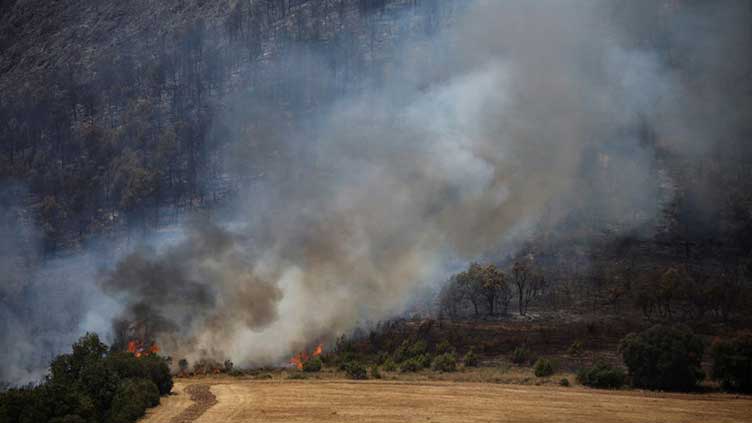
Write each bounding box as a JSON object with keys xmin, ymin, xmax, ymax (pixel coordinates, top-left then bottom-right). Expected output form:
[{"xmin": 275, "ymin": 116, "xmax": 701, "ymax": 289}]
[{"xmin": 1, "ymin": 0, "xmax": 751, "ymax": 385}]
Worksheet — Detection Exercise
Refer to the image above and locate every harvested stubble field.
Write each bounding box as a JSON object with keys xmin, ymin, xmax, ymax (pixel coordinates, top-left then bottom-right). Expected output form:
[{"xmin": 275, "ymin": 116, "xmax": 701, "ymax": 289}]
[{"xmin": 142, "ymin": 377, "xmax": 752, "ymax": 423}]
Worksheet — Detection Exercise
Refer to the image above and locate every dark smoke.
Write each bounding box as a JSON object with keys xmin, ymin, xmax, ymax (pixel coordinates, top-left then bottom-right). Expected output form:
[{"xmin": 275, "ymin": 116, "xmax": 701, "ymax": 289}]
[{"xmin": 100, "ymin": 220, "xmax": 283, "ymax": 360}]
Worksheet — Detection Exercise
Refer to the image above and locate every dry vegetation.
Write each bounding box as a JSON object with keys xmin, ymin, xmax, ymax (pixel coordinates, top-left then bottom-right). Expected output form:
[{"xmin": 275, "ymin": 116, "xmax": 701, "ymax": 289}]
[{"xmin": 142, "ymin": 377, "xmax": 752, "ymax": 423}]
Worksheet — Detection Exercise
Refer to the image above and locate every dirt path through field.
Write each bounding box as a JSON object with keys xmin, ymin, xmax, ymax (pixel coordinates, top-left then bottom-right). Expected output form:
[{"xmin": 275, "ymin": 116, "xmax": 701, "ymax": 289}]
[
  {"xmin": 141, "ymin": 382, "xmax": 218, "ymax": 423},
  {"xmin": 141, "ymin": 379, "xmax": 752, "ymax": 423}
]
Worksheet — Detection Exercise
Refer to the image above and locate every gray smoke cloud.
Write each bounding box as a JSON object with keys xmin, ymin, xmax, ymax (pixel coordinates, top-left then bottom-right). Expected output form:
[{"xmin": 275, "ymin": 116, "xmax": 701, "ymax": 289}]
[
  {"xmin": 3, "ymin": 0, "xmax": 750, "ymax": 379},
  {"xmin": 0, "ymin": 185, "xmax": 118, "ymax": 384},
  {"xmin": 99, "ymin": 0, "xmax": 751, "ymax": 366}
]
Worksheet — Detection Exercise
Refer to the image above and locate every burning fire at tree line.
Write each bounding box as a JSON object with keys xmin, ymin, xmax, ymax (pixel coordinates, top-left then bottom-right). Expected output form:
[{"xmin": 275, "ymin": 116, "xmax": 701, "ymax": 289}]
[
  {"xmin": 127, "ymin": 339, "xmax": 160, "ymax": 358},
  {"xmin": 289, "ymin": 343, "xmax": 324, "ymax": 370}
]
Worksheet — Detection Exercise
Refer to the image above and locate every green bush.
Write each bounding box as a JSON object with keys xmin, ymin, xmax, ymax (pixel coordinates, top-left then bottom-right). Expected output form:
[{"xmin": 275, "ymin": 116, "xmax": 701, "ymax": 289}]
[
  {"xmin": 511, "ymin": 346, "xmax": 531, "ymax": 365},
  {"xmin": 392, "ymin": 340, "xmax": 411, "ymax": 363},
  {"xmin": 576, "ymin": 362, "xmax": 626, "ymax": 389},
  {"xmin": 0, "ymin": 384, "xmax": 96, "ymax": 423},
  {"xmin": 463, "ymin": 348, "xmax": 479, "ymax": 367},
  {"xmin": 393, "ymin": 340, "xmax": 429, "ymax": 365},
  {"xmin": 303, "ymin": 357, "xmax": 323, "ymax": 373},
  {"xmin": 568, "ymin": 340, "xmax": 584, "ymax": 356},
  {"xmin": 370, "ymin": 365, "xmax": 382, "ymax": 379},
  {"xmin": 436, "ymin": 340, "xmax": 455, "ymax": 355},
  {"xmin": 336, "ymin": 351, "xmax": 361, "ymax": 371},
  {"xmin": 559, "ymin": 378, "xmax": 570, "ymax": 387},
  {"xmin": 620, "ymin": 325, "xmax": 705, "ymax": 391},
  {"xmin": 140, "ymin": 355, "xmax": 173, "ymax": 396},
  {"xmin": 0, "ymin": 333, "xmax": 172, "ymax": 423},
  {"xmin": 108, "ymin": 378, "xmax": 159, "ymax": 423},
  {"xmin": 105, "ymin": 352, "xmax": 147, "ymax": 380},
  {"xmin": 432, "ymin": 353, "xmax": 458, "ymax": 372},
  {"xmin": 345, "ymin": 362, "xmax": 368, "ymax": 380},
  {"xmin": 377, "ymin": 352, "xmax": 390, "ymax": 365},
  {"xmin": 400, "ymin": 358, "xmax": 422, "ymax": 373},
  {"xmin": 711, "ymin": 333, "xmax": 752, "ymax": 392},
  {"xmin": 408, "ymin": 340, "xmax": 428, "ymax": 357},
  {"xmin": 382, "ymin": 358, "xmax": 397, "ymax": 372},
  {"xmin": 533, "ymin": 358, "xmax": 554, "ymax": 377}
]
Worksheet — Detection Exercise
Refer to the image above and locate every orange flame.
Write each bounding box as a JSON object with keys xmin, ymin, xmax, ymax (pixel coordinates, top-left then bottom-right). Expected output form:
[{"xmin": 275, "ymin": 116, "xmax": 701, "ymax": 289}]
[
  {"xmin": 289, "ymin": 343, "xmax": 323, "ymax": 370},
  {"xmin": 127, "ymin": 339, "xmax": 159, "ymax": 358}
]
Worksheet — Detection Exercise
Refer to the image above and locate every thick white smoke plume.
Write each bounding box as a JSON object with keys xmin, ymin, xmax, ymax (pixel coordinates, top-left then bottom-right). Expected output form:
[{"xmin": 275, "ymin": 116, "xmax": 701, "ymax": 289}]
[{"xmin": 2, "ymin": 0, "xmax": 750, "ymax": 381}]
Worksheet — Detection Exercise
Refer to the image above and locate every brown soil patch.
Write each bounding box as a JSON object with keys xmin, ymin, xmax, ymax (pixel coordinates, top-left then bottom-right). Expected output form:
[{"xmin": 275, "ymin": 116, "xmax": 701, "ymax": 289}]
[{"xmin": 169, "ymin": 384, "xmax": 217, "ymax": 423}]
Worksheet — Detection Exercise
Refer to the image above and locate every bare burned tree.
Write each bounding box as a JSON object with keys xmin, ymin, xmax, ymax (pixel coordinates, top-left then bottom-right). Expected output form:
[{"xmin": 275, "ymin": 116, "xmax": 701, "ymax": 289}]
[
  {"xmin": 481, "ymin": 264, "xmax": 511, "ymax": 316},
  {"xmin": 512, "ymin": 260, "xmax": 546, "ymax": 316},
  {"xmin": 457, "ymin": 263, "xmax": 485, "ymax": 317}
]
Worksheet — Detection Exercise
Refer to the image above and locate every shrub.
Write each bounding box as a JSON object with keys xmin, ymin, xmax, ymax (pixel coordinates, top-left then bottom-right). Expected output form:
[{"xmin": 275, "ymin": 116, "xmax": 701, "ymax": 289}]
[
  {"xmin": 0, "ymin": 384, "xmax": 96, "ymax": 423},
  {"xmin": 533, "ymin": 358, "xmax": 554, "ymax": 377},
  {"xmin": 393, "ymin": 340, "xmax": 429, "ymax": 364},
  {"xmin": 436, "ymin": 340, "xmax": 455, "ymax": 355},
  {"xmin": 568, "ymin": 340, "xmax": 584, "ymax": 356},
  {"xmin": 620, "ymin": 324, "xmax": 705, "ymax": 391},
  {"xmin": 559, "ymin": 378, "xmax": 570, "ymax": 387},
  {"xmin": 392, "ymin": 340, "xmax": 411, "ymax": 363},
  {"xmin": 577, "ymin": 362, "xmax": 626, "ymax": 389},
  {"xmin": 370, "ymin": 365, "xmax": 382, "ymax": 379},
  {"xmin": 345, "ymin": 362, "xmax": 368, "ymax": 380},
  {"xmin": 377, "ymin": 352, "xmax": 390, "ymax": 365},
  {"xmin": 417, "ymin": 354, "xmax": 432, "ymax": 369},
  {"xmin": 400, "ymin": 358, "xmax": 422, "ymax": 373},
  {"xmin": 511, "ymin": 346, "xmax": 531, "ymax": 365},
  {"xmin": 463, "ymin": 348, "xmax": 479, "ymax": 367},
  {"xmin": 229, "ymin": 369, "xmax": 245, "ymax": 377},
  {"xmin": 711, "ymin": 333, "xmax": 752, "ymax": 392},
  {"xmin": 108, "ymin": 378, "xmax": 159, "ymax": 423},
  {"xmin": 105, "ymin": 352, "xmax": 147, "ymax": 380},
  {"xmin": 141, "ymin": 355, "xmax": 173, "ymax": 395},
  {"xmin": 382, "ymin": 358, "xmax": 397, "ymax": 372},
  {"xmin": 408, "ymin": 340, "xmax": 428, "ymax": 357},
  {"xmin": 0, "ymin": 333, "xmax": 172, "ymax": 423},
  {"xmin": 432, "ymin": 353, "xmax": 458, "ymax": 372},
  {"xmin": 303, "ymin": 357, "xmax": 323, "ymax": 373}
]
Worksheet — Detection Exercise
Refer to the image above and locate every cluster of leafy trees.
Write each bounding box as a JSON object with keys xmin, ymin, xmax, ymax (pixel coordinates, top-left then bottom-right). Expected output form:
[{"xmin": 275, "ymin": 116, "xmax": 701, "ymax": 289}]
[
  {"xmin": 438, "ymin": 261, "xmax": 546, "ymax": 319},
  {"xmin": 321, "ymin": 320, "xmax": 752, "ymax": 393},
  {"xmin": 576, "ymin": 362, "xmax": 626, "ymax": 389},
  {"xmin": 578, "ymin": 325, "xmax": 752, "ymax": 393},
  {"xmin": 0, "ymin": 333, "xmax": 172, "ymax": 423},
  {"xmin": 438, "ymin": 255, "xmax": 752, "ymax": 325},
  {"xmin": 320, "ymin": 333, "xmax": 482, "ymax": 379},
  {"xmin": 619, "ymin": 325, "xmax": 705, "ymax": 391},
  {"xmin": 632, "ymin": 265, "xmax": 750, "ymax": 322},
  {"xmin": 711, "ymin": 333, "xmax": 752, "ymax": 393}
]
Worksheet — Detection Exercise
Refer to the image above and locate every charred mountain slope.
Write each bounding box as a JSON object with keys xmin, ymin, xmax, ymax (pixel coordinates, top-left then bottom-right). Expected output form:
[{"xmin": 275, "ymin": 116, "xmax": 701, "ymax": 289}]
[{"xmin": 0, "ymin": 0, "xmax": 450, "ymax": 250}]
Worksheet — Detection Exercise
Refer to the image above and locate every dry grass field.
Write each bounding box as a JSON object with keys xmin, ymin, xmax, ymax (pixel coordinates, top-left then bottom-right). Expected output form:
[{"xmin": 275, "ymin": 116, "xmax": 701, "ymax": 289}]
[{"xmin": 141, "ymin": 377, "xmax": 752, "ymax": 423}]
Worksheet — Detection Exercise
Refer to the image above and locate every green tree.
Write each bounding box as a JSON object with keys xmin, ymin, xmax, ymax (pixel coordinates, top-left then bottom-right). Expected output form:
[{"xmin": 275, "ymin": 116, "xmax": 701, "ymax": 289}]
[
  {"xmin": 711, "ymin": 333, "xmax": 752, "ymax": 392},
  {"xmin": 620, "ymin": 325, "xmax": 705, "ymax": 391},
  {"xmin": 432, "ymin": 353, "xmax": 457, "ymax": 372}
]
